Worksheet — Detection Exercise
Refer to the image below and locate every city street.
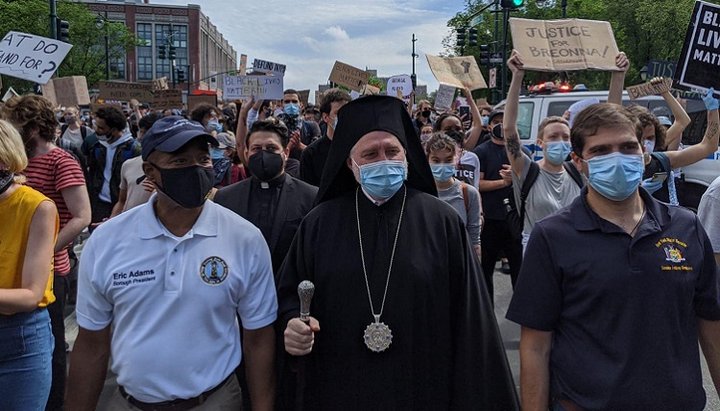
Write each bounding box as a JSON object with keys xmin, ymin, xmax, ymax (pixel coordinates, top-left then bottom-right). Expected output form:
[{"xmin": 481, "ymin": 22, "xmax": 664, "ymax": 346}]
[{"xmin": 64, "ymin": 264, "xmax": 720, "ymax": 410}]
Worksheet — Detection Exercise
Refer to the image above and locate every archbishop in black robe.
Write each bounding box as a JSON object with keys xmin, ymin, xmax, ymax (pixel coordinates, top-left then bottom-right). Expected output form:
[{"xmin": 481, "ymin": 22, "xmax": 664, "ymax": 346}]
[{"xmin": 276, "ymin": 95, "xmax": 518, "ymax": 410}]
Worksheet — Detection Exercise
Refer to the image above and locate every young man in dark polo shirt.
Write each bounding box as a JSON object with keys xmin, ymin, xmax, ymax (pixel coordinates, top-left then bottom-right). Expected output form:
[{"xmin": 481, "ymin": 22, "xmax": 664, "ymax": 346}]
[{"xmin": 507, "ymin": 102, "xmax": 720, "ymax": 411}]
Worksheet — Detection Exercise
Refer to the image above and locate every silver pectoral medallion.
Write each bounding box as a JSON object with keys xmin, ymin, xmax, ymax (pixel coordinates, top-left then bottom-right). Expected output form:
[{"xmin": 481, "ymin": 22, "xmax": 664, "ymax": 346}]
[{"xmin": 364, "ymin": 315, "xmax": 393, "ymax": 352}]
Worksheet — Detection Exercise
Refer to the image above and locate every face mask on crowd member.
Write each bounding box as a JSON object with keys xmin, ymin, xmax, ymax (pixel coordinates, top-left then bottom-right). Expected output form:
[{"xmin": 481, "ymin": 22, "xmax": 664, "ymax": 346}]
[
  {"xmin": 348, "ymin": 131, "xmax": 408, "ymax": 200},
  {"xmin": 282, "ymin": 91, "xmax": 302, "ymax": 117},
  {"xmin": 245, "ymin": 118, "xmax": 289, "ymax": 182},
  {"xmin": 419, "ymin": 125, "xmax": 434, "ymax": 145},
  {"xmin": 63, "ymin": 107, "xmax": 79, "ymax": 125},
  {"xmin": 426, "ymin": 133, "xmax": 460, "ymax": 183},
  {"xmin": 537, "ymin": 117, "xmax": 572, "ymax": 166},
  {"xmin": 93, "ymin": 106, "xmax": 127, "ymax": 143},
  {"xmin": 141, "ymin": 116, "xmax": 218, "ymax": 209}
]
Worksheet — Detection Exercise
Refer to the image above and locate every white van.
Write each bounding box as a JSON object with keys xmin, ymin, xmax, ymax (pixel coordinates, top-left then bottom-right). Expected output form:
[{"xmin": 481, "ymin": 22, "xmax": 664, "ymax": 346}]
[{"xmin": 495, "ymin": 90, "xmax": 720, "ymax": 208}]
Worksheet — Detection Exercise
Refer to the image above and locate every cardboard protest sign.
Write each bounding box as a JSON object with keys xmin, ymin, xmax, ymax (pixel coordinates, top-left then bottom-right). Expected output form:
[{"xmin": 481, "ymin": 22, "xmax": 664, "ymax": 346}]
[
  {"xmin": 223, "ymin": 75, "xmax": 284, "ymax": 100},
  {"xmin": 42, "ymin": 76, "xmax": 90, "ymax": 107},
  {"xmin": 426, "ymin": 55, "xmax": 487, "ymax": 90},
  {"xmin": 0, "ymin": 31, "xmax": 72, "ymax": 84},
  {"xmin": 98, "ymin": 81, "xmax": 154, "ymax": 102},
  {"xmin": 252, "ymin": 58, "xmax": 286, "ymax": 76},
  {"xmin": 386, "ymin": 75, "xmax": 413, "ymax": 98},
  {"xmin": 239, "ymin": 54, "xmax": 248, "ymax": 74},
  {"xmin": 509, "ymin": 18, "xmax": 620, "ymax": 71},
  {"xmin": 329, "ymin": 61, "xmax": 370, "ymax": 92},
  {"xmin": 152, "ymin": 89, "xmax": 183, "ymax": 110},
  {"xmin": 434, "ymin": 84, "xmax": 456, "ymax": 111},
  {"xmin": 674, "ymin": 1, "xmax": 720, "ymax": 94},
  {"xmin": 297, "ymin": 89, "xmax": 310, "ymax": 106},
  {"xmin": 188, "ymin": 94, "xmax": 217, "ymax": 111},
  {"xmin": 626, "ymin": 78, "xmax": 673, "ymax": 100},
  {"xmin": 361, "ymin": 84, "xmax": 381, "ymax": 96},
  {"xmin": 152, "ymin": 77, "xmax": 169, "ymax": 91}
]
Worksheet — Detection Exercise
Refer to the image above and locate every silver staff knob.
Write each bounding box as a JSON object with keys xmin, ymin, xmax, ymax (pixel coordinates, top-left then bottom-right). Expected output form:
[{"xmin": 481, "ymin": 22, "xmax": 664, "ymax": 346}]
[{"xmin": 298, "ymin": 280, "xmax": 315, "ymax": 323}]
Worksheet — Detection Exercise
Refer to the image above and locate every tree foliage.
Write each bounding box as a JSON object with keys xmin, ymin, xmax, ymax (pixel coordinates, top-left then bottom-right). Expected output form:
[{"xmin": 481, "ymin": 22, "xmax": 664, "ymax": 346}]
[
  {"xmin": 0, "ymin": 0, "xmax": 137, "ymax": 94},
  {"xmin": 445, "ymin": 0, "xmax": 712, "ymax": 101}
]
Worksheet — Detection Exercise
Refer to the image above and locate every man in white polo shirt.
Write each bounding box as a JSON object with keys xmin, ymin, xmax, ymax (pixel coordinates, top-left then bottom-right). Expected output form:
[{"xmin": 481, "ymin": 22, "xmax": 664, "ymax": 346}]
[{"xmin": 66, "ymin": 116, "xmax": 277, "ymax": 411}]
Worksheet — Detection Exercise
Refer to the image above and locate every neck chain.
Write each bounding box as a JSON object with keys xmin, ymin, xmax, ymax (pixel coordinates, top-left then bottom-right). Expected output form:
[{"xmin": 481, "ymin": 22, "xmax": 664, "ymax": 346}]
[
  {"xmin": 629, "ymin": 206, "xmax": 646, "ymax": 237},
  {"xmin": 355, "ymin": 186, "xmax": 406, "ymax": 352}
]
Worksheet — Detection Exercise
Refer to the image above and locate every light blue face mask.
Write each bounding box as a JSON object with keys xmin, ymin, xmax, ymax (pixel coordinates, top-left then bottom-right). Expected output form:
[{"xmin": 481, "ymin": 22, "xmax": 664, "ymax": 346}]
[
  {"xmin": 430, "ymin": 163, "xmax": 456, "ymax": 182},
  {"xmin": 544, "ymin": 141, "xmax": 572, "ymax": 165},
  {"xmin": 481, "ymin": 116, "xmax": 490, "ymax": 127},
  {"xmin": 586, "ymin": 152, "xmax": 644, "ymax": 201},
  {"xmin": 284, "ymin": 103, "xmax": 300, "ymax": 117},
  {"xmin": 210, "ymin": 147, "xmax": 225, "ymax": 160},
  {"xmin": 354, "ymin": 159, "xmax": 407, "ymax": 200},
  {"xmin": 332, "ymin": 116, "xmax": 338, "ymax": 130},
  {"xmin": 207, "ymin": 119, "xmax": 222, "ymax": 133}
]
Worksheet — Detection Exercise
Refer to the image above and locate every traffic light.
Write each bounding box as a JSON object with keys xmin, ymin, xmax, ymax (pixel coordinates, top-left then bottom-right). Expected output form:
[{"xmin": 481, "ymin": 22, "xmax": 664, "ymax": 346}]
[
  {"xmin": 168, "ymin": 45, "xmax": 176, "ymax": 60},
  {"xmin": 57, "ymin": 19, "xmax": 69, "ymax": 43},
  {"xmin": 176, "ymin": 69, "xmax": 185, "ymax": 82},
  {"xmin": 158, "ymin": 45, "xmax": 166, "ymax": 60},
  {"xmin": 501, "ymin": 0, "xmax": 524, "ymax": 8},
  {"xmin": 468, "ymin": 28, "xmax": 478, "ymax": 47},
  {"xmin": 456, "ymin": 28, "xmax": 467, "ymax": 48}
]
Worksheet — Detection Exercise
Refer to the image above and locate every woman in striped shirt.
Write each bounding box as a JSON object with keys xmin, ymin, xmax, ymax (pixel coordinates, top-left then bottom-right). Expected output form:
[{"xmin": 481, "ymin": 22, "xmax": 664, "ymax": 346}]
[{"xmin": 2, "ymin": 95, "xmax": 91, "ymax": 411}]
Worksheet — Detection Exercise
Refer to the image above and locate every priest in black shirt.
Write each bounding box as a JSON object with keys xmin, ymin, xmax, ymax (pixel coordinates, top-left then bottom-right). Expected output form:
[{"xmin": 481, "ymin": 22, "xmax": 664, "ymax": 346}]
[
  {"xmin": 214, "ymin": 117, "xmax": 317, "ymax": 275},
  {"xmin": 277, "ymin": 95, "xmax": 518, "ymax": 410},
  {"xmin": 299, "ymin": 88, "xmax": 351, "ymax": 186}
]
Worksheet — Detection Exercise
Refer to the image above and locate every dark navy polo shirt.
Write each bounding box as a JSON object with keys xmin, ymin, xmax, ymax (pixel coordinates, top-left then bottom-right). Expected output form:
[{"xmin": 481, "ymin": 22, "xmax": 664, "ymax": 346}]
[
  {"xmin": 507, "ymin": 187, "xmax": 720, "ymax": 410},
  {"xmin": 473, "ymin": 140, "xmax": 512, "ymax": 220}
]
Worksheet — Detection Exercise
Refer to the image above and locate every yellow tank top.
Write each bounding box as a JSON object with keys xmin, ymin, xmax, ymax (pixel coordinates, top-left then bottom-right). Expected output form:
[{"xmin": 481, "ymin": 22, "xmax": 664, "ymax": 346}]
[{"xmin": 0, "ymin": 185, "xmax": 58, "ymax": 308}]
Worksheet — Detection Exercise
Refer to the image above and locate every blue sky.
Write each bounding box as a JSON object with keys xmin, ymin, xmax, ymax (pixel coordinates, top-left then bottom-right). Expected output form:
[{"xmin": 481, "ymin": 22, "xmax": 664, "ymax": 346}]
[{"xmin": 152, "ymin": 0, "xmax": 468, "ymax": 102}]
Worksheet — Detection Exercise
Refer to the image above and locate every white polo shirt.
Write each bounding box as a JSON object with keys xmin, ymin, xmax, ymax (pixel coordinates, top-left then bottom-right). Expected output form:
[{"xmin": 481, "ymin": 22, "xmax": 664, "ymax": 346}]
[{"xmin": 76, "ymin": 195, "xmax": 277, "ymax": 403}]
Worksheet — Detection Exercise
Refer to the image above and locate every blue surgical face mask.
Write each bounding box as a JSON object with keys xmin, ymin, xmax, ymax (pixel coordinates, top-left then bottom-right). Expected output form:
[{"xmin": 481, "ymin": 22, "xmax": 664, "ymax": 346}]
[
  {"xmin": 353, "ymin": 159, "xmax": 407, "ymax": 200},
  {"xmin": 430, "ymin": 163, "xmax": 456, "ymax": 182},
  {"xmin": 207, "ymin": 119, "xmax": 222, "ymax": 133},
  {"xmin": 284, "ymin": 103, "xmax": 300, "ymax": 117},
  {"xmin": 332, "ymin": 116, "xmax": 338, "ymax": 130},
  {"xmin": 481, "ymin": 116, "xmax": 490, "ymax": 127},
  {"xmin": 585, "ymin": 152, "xmax": 644, "ymax": 201},
  {"xmin": 643, "ymin": 139, "xmax": 655, "ymax": 154},
  {"xmin": 544, "ymin": 141, "xmax": 572, "ymax": 165},
  {"xmin": 210, "ymin": 147, "xmax": 225, "ymax": 160}
]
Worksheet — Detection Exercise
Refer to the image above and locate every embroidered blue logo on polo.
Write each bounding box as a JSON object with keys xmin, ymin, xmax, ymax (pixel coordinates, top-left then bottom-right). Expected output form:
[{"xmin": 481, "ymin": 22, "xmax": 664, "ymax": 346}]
[
  {"xmin": 655, "ymin": 237, "xmax": 693, "ymax": 272},
  {"xmin": 663, "ymin": 245, "xmax": 686, "ymax": 263},
  {"xmin": 199, "ymin": 256, "xmax": 229, "ymax": 285}
]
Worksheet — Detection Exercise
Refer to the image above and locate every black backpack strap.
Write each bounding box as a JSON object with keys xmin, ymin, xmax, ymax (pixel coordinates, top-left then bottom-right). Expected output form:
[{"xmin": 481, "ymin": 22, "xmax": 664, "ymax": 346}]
[
  {"xmin": 518, "ymin": 161, "xmax": 540, "ymax": 225},
  {"xmin": 60, "ymin": 124, "xmax": 68, "ymax": 138},
  {"xmin": 80, "ymin": 125, "xmax": 87, "ymax": 140},
  {"xmin": 563, "ymin": 160, "xmax": 585, "ymax": 188}
]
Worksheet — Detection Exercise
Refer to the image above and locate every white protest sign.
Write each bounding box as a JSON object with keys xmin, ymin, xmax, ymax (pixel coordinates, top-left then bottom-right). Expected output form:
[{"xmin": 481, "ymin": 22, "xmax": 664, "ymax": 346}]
[
  {"xmin": 0, "ymin": 31, "xmax": 72, "ymax": 84},
  {"xmin": 509, "ymin": 18, "xmax": 620, "ymax": 71},
  {"xmin": 434, "ymin": 84, "xmax": 455, "ymax": 111},
  {"xmin": 252, "ymin": 58, "xmax": 286, "ymax": 76},
  {"xmin": 386, "ymin": 74, "xmax": 413, "ymax": 98},
  {"xmin": 223, "ymin": 75, "xmax": 284, "ymax": 100},
  {"xmin": 2, "ymin": 86, "xmax": 19, "ymax": 102}
]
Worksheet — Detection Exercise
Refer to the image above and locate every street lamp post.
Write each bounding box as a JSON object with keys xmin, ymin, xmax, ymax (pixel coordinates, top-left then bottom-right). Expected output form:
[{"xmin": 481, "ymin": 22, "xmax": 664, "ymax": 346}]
[{"xmin": 96, "ymin": 14, "xmax": 110, "ymax": 80}]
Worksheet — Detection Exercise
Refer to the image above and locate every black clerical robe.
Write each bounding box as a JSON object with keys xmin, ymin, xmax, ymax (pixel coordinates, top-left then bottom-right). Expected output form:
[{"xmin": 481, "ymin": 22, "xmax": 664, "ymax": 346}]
[{"xmin": 277, "ymin": 185, "xmax": 518, "ymax": 410}]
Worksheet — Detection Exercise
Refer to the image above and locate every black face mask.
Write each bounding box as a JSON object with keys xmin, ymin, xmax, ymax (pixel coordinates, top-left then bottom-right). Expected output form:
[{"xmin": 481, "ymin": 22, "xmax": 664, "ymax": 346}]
[
  {"xmin": 248, "ymin": 150, "xmax": 284, "ymax": 182},
  {"xmin": 492, "ymin": 123, "xmax": 504, "ymax": 140},
  {"xmin": 421, "ymin": 109, "xmax": 431, "ymax": 118},
  {"xmin": 151, "ymin": 163, "xmax": 214, "ymax": 209},
  {"xmin": 0, "ymin": 171, "xmax": 14, "ymax": 196}
]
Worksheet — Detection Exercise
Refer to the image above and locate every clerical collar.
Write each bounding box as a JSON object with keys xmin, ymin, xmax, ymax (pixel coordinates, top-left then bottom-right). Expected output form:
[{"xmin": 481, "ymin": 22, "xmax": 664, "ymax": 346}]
[
  {"xmin": 254, "ymin": 173, "xmax": 285, "ymax": 189},
  {"xmin": 360, "ymin": 186, "xmax": 390, "ymax": 206}
]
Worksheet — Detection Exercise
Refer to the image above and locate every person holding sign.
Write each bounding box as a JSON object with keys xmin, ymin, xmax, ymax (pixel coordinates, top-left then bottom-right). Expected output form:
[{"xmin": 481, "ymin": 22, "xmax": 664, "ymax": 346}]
[{"xmin": 507, "ymin": 101, "xmax": 720, "ymax": 410}]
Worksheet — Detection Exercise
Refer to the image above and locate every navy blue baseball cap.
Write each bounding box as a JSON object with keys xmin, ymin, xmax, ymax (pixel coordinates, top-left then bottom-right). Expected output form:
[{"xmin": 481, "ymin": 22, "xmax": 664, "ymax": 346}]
[{"xmin": 141, "ymin": 116, "xmax": 218, "ymax": 160}]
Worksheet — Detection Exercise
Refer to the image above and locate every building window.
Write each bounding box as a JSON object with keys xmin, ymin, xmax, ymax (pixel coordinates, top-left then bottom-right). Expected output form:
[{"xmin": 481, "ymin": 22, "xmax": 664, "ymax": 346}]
[
  {"xmin": 137, "ymin": 23, "xmax": 153, "ymax": 80},
  {"xmin": 155, "ymin": 23, "xmax": 188, "ymax": 81}
]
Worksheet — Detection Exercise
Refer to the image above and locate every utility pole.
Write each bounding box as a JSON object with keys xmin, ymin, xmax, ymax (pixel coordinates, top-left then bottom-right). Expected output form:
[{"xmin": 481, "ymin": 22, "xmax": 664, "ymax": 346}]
[
  {"xmin": 49, "ymin": 0, "xmax": 57, "ymax": 39},
  {"xmin": 562, "ymin": 0, "xmax": 568, "ymax": 18},
  {"xmin": 411, "ymin": 34, "xmax": 418, "ymax": 106}
]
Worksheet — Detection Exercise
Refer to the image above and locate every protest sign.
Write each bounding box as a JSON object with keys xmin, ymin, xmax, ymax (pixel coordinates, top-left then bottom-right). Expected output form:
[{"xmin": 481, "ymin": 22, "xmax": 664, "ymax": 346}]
[
  {"xmin": 329, "ymin": 61, "xmax": 370, "ymax": 92},
  {"xmin": 98, "ymin": 81, "xmax": 154, "ymax": 102},
  {"xmin": 152, "ymin": 77, "xmax": 169, "ymax": 91},
  {"xmin": 386, "ymin": 75, "xmax": 413, "ymax": 98},
  {"xmin": 362, "ymin": 84, "xmax": 381, "ymax": 96},
  {"xmin": 509, "ymin": 18, "xmax": 620, "ymax": 71},
  {"xmin": 434, "ymin": 84, "xmax": 456, "ymax": 111},
  {"xmin": 152, "ymin": 89, "xmax": 183, "ymax": 110},
  {"xmin": 2, "ymin": 86, "xmax": 18, "ymax": 103},
  {"xmin": 674, "ymin": 0, "xmax": 720, "ymax": 94},
  {"xmin": 223, "ymin": 75, "xmax": 284, "ymax": 100},
  {"xmin": 298, "ymin": 89, "xmax": 310, "ymax": 106},
  {"xmin": 239, "ymin": 54, "xmax": 248, "ymax": 74},
  {"xmin": 90, "ymin": 102, "xmax": 123, "ymax": 113},
  {"xmin": 0, "ymin": 31, "xmax": 72, "ymax": 84},
  {"xmin": 43, "ymin": 76, "xmax": 90, "ymax": 107},
  {"xmin": 252, "ymin": 58, "xmax": 286, "ymax": 76},
  {"xmin": 426, "ymin": 55, "xmax": 487, "ymax": 90},
  {"xmin": 626, "ymin": 77, "xmax": 673, "ymax": 100},
  {"xmin": 188, "ymin": 94, "xmax": 217, "ymax": 111}
]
